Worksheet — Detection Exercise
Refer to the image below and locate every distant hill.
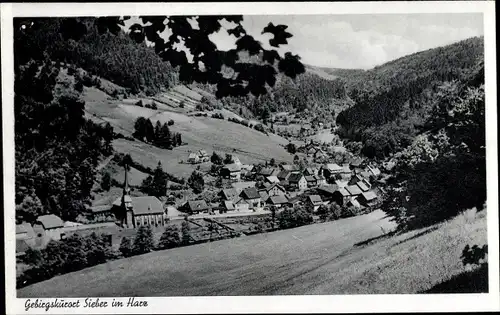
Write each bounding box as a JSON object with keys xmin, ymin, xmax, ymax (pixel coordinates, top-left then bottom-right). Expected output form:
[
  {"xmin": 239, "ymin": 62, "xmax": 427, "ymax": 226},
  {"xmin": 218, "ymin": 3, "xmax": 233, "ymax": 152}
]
[
  {"xmin": 305, "ymin": 65, "xmax": 366, "ymax": 80},
  {"xmin": 335, "ymin": 36, "xmax": 484, "ymax": 158}
]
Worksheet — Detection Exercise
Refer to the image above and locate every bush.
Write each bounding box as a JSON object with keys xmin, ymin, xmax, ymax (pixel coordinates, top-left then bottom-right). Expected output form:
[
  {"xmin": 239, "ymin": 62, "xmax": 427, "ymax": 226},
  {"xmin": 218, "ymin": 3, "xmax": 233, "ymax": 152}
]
[
  {"xmin": 168, "ymin": 119, "xmax": 174, "ymax": 126},
  {"xmin": 277, "ymin": 207, "xmax": 313, "ymax": 229},
  {"xmin": 119, "ymin": 237, "xmax": 133, "ymax": 258},
  {"xmin": 136, "ymin": 100, "xmax": 144, "ymax": 107},
  {"xmin": 151, "ymin": 101, "xmax": 158, "ymax": 110},
  {"xmin": 158, "ymin": 225, "xmax": 181, "ymax": 250}
]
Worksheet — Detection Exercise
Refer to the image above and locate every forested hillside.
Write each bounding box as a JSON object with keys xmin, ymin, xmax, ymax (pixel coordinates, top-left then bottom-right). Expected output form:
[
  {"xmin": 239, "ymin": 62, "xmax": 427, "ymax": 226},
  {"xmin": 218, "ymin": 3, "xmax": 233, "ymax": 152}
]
[
  {"xmin": 336, "ymin": 36, "xmax": 484, "ymax": 158},
  {"xmin": 15, "ymin": 18, "xmax": 178, "ymax": 96}
]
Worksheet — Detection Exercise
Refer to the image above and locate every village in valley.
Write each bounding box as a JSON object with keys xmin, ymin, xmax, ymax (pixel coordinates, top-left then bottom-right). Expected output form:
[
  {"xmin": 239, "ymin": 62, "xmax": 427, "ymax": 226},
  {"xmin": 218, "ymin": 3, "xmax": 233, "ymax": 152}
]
[
  {"xmin": 16, "ymin": 115, "xmax": 385, "ymax": 260},
  {"xmin": 13, "ymin": 13, "xmax": 488, "ymax": 297}
]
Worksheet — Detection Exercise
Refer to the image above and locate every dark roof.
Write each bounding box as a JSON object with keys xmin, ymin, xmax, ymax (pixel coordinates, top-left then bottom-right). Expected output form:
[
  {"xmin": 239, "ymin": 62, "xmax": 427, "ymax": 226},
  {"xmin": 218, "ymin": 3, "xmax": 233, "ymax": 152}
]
[
  {"xmin": 346, "ymin": 185, "xmax": 363, "ymax": 196},
  {"xmin": 16, "ymin": 223, "xmax": 35, "ymax": 236},
  {"xmin": 361, "ymin": 191, "xmax": 378, "ymax": 201},
  {"xmin": 268, "ymin": 195, "xmax": 289, "ymax": 205},
  {"xmin": 262, "ymin": 183, "xmax": 285, "ymax": 192},
  {"xmin": 304, "ymin": 175, "xmax": 316, "ymax": 182},
  {"xmin": 259, "ymin": 167, "xmax": 275, "ymax": 176},
  {"xmin": 317, "ymin": 185, "xmax": 338, "ymax": 195},
  {"xmin": 277, "ymin": 170, "xmax": 291, "ymax": 180},
  {"xmin": 36, "ymin": 214, "xmax": 64, "ymax": 230},
  {"xmin": 308, "ymin": 195, "xmax": 322, "ymax": 204},
  {"xmin": 113, "ymin": 196, "xmax": 164, "ymax": 215},
  {"xmin": 356, "ymin": 181, "xmax": 370, "ymax": 192},
  {"xmin": 259, "ymin": 191, "xmax": 269, "ymax": 202},
  {"xmin": 288, "ymin": 173, "xmax": 304, "ymax": 183},
  {"xmin": 184, "ymin": 200, "xmax": 210, "ymax": 211},
  {"xmin": 220, "ymin": 188, "xmax": 238, "ymax": 200},
  {"xmin": 223, "ymin": 163, "xmax": 241, "ymax": 172},
  {"xmin": 223, "ymin": 201, "xmax": 235, "ymax": 210},
  {"xmin": 241, "ymin": 187, "xmax": 261, "ymax": 199}
]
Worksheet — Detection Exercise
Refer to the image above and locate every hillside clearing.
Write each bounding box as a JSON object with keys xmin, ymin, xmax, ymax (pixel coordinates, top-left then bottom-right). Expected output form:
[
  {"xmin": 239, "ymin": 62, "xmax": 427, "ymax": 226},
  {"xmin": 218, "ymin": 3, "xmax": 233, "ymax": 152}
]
[{"xmin": 17, "ymin": 209, "xmax": 487, "ymax": 297}]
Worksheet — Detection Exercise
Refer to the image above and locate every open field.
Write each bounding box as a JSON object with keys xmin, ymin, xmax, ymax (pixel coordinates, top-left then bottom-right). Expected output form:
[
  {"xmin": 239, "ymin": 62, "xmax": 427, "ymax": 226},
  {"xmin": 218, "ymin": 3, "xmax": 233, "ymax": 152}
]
[{"xmin": 17, "ymin": 208, "xmax": 487, "ymax": 297}]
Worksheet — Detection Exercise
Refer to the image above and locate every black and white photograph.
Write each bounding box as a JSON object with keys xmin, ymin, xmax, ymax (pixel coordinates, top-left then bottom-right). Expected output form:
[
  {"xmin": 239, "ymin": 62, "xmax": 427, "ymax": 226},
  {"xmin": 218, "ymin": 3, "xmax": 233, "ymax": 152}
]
[{"xmin": 2, "ymin": 1, "xmax": 498, "ymax": 314}]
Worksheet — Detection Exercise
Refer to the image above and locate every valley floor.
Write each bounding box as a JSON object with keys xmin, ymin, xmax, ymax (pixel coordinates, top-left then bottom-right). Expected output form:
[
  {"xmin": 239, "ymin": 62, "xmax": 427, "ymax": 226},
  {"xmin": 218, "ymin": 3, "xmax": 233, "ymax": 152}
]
[{"xmin": 17, "ymin": 209, "xmax": 487, "ymax": 297}]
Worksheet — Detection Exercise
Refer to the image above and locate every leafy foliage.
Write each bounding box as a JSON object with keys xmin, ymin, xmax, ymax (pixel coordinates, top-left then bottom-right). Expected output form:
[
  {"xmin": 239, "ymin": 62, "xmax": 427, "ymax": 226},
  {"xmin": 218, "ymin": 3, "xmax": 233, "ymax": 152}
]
[
  {"xmin": 140, "ymin": 162, "xmax": 168, "ymax": 197},
  {"xmin": 132, "ymin": 225, "xmax": 155, "ymax": 255},
  {"xmin": 188, "ymin": 171, "xmax": 205, "ymax": 194},
  {"xmin": 158, "ymin": 224, "xmax": 181, "ymax": 250},
  {"xmin": 181, "ymin": 221, "xmax": 191, "ymax": 245},
  {"xmin": 277, "ymin": 206, "xmax": 313, "ymax": 229}
]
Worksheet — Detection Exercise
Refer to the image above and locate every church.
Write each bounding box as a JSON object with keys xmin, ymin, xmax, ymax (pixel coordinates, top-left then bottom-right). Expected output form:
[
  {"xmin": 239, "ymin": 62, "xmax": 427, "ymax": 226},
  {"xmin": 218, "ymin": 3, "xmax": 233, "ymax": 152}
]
[{"xmin": 111, "ymin": 164, "xmax": 167, "ymax": 229}]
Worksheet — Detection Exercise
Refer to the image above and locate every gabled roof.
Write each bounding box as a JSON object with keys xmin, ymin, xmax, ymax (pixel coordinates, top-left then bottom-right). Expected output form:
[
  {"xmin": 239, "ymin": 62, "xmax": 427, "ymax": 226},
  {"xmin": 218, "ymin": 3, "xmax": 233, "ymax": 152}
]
[
  {"xmin": 361, "ymin": 191, "xmax": 378, "ymax": 201},
  {"xmin": 304, "ymin": 175, "xmax": 316, "ymax": 183},
  {"xmin": 334, "ymin": 180, "xmax": 349, "ymax": 188},
  {"xmin": 185, "ymin": 200, "xmax": 210, "ymax": 211},
  {"xmin": 360, "ymin": 171, "xmax": 372, "ymax": 179},
  {"xmin": 368, "ymin": 166, "xmax": 381, "ymax": 177},
  {"xmin": 268, "ymin": 195, "xmax": 289, "ymax": 205},
  {"xmin": 198, "ymin": 149, "xmax": 209, "ymax": 157},
  {"xmin": 188, "ymin": 153, "xmax": 199, "ymax": 159},
  {"xmin": 346, "ymin": 185, "xmax": 363, "ymax": 196},
  {"xmin": 304, "ymin": 167, "xmax": 316, "ymax": 175},
  {"xmin": 259, "ymin": 191, "xmax": 269, "ymax": 202},
  {"xmin": 348, "ymin": 198, "xmax": 363, "ymax": 208},
  {"xmin": 223, "ymin": 201, "xmax": 235, "ymax": 210},
  {"xmin": 259, "ymin": 167, "xmax": 276, "ymax": 176},
  {"xmin": 241, "ymin": 187, "xmax": 261, "ymax": 199},
  {"xmin": 220, "ymin": 188, "xmax": 239, "ymax": 200},
  {"xmin": 317, "ymin": 185, "xmax": 339, "ymax": 195},
  {"xmin": 36, "ymin": 214, "xmax": 64, "ymax": 230},
  {"xmin": 356, "ymin": 181, "xmax": 370, "ymax": 192},
  {"xmin": 16, "ymin": 223, "xmax": 35, "ymax": 236},
  {"xmin": 288, "ymin": 173, "xmax": 305, "ymax": 183},
  {"xmin": 324, "ymin": 163, "xmax": 342, "ymax": 172},
  {"xmin": 308, "ymin": 195, "xmax": 322, "ymax": 204},
  {"xmin": 223, "ymin": 163, "xmax": 241, "ymax": 172},
  {"xmin": 261, "ymin": 183, "xmax": 286, "ymax": 192},
  {"xmin": 16, "ymin": 239, "xmax": 31, "ymax": 254},
  {"xmin": 231, "ymin": 181, "xmax": 256, "ymax": 191},
  {"xmin": 341, "ymin": 164, "xmax": 351, "ymax": 173},
  {"xmin": 337, "ymin": 188, "xmax": 350, "ymax": 197},
  {"xmin": 266, "ymin": 175, "xmax": 280, "ymax": 184},
  {"xmin": 277, "ymin": 170, "xmax": 291, "ymax": 180},
  {"xmin": 281, "ymin": 164, "xmax": 299, "ymax": 172}
]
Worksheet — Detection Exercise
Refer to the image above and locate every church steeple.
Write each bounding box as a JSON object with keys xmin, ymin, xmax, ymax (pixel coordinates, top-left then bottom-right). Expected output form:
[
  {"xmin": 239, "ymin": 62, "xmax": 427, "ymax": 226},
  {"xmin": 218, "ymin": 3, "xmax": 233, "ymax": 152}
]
[
  {"xmin": 121, "ymin": 162, "xmax": 132, "ymax": 210},
  {"xmin": 123, "ymin": 162, "xmax": 130, "ymax": 196}
]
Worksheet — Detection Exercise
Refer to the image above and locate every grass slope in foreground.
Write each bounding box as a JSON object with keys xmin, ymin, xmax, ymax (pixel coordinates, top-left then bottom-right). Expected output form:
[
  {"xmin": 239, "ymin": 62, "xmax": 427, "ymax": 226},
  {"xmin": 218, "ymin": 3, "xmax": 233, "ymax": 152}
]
[{"xmin": 17, "ymin": 209, "xmax": 486, "ymax": 297}]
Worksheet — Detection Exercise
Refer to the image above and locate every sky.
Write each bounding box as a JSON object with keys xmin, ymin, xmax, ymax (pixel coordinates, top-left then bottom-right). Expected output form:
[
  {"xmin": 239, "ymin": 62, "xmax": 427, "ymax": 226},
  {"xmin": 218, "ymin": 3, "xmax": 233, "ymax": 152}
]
[{"xmin": 126, "ymin": 13, "xmax": 484, "ymax": 69}]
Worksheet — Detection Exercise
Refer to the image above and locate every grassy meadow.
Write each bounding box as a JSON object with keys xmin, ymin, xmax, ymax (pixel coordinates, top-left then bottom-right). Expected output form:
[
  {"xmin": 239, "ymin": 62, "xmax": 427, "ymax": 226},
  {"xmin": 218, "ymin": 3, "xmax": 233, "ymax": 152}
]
[{"xmin": 17, "ymin": 208, "xmax": 487, "ymax": 297}]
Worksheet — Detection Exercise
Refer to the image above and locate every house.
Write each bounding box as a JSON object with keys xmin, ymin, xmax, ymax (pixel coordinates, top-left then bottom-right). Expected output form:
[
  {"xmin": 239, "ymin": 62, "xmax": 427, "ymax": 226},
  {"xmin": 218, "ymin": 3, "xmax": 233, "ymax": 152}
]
[
  {"xmin": 90, "ymin": 205, "xmax": 114, "ymax": 222},
  {"xmin": 260, "ymin": 183, "xmax": 286, "ymax": 197},
  {"xmin": 259, "ymin": 191, "xmax": 270, "ymax": 203},
  {"xmin": 303, "ymin": 167, "xmax": 318, "ymax": 176},
  {"xmin": 349, "ymin": 174, "xmax": 371, "ymax": 189},
  {"xmin": 221, "ymin": 163, "xmax": 241, "ymax": 181},
  {"xmin": 187, "ymin": 152, "xmax": 200, "ymax": 164},
  {"xmin": 332, "ymin": 188, "xmax": 350, "ymax": 206},
  {"xmin": 356, "ymin": 181, "xmax": 371, "ymax": 192},
  {"xmin": 234, "ymin": 198, "xmax": 250, "ymax": 211},
  {"xmin": 267, "ymin": 195, "xmax": 289, "ymax": 208},
  {"xmin": 34, "ymin": 214, "xmax": 65, "ymax": 240},
  {"xmin": 307, "ymin": 195, "xmax": 323, "ymax": 212},
  {"xmin": 221, "ymin": 201, "xmax": 235, "ymax": 213},
  {"xmin": 112, "ymin": 166, "xmax": 167, "ymax": 228},
  {"xmin": 340, "ymin": 164, "xmax": 352, "ymax": 179},
  {"xmin": 266, "ymin": 175, "xmax": 280, "ymax": 184},
  {"xmin": 232, "ymin": 155, "xmax": 242, "ymax": 167},
  {"xmin": 197, "ymin": 149, "xmax": 210, "ymax": 162},
  {"xmin": 280, "ymin": 164, "xmax": 300, "ymax": 173},
  {"xmin": 315, "ymin": 174, "xmax": 327, "ymax": 186},
  {"xmin": 231, "ymin": 181, "xmax": 256, "ymax": 194},
  {"xmin": 322, "ymin": 163, "xmax": 343, "ymax": 179},
  {"xmin": 277, "ymin": 170, "xmax": 292, "ymax": 181},
  {"xmin": 218, "ymin": 188, "xmax": 239, "ymax": 201},
  {"xmin": 304, "ymin": 175, "xmax": 317, "ymax": 188},
  {"xmin": 314, "ymin": 149, "xmax": 327, "ymax": 161},
  {"xmin": 259, "ymin": 167, "xmax": 278, "ymax": 177},
  {"xmin": 16, "ymin": 223, "xmax": 35, "ymax": 240},
  {"xmin": 240, "ymin": 187, "xmax": 262, "ymax": 209},
  {"xmin": 346, "ymin": 198, "xmax": 364, "ymax": 209},
  {"xmin": 178, "ymin": 200, "xmax": 210, "ymax": 214},
  {"xmin": 358, "ymin": 191, "xmax": 379, "ymax": 207},
  {"xmin": 316, "ymin": 185, "xmax": 339, "ymax": 201},
  {"xmin": 288, "ymin": 173, "xmax": 307, "ymax": 191},
  {"xmin": 345, "ymin": 185, "xmax": 363, "ymax": 197},
  {"xmin": 349, "ymin": 157, "xmax": 365, "ymax": 169}
]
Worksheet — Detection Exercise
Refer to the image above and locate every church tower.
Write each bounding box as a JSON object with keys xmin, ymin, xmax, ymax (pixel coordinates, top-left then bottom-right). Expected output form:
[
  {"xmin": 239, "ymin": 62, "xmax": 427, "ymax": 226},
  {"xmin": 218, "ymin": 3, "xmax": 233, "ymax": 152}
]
[{"xmin": 121, "ymin": 162, "xmax": 134, "ymax": 228}]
